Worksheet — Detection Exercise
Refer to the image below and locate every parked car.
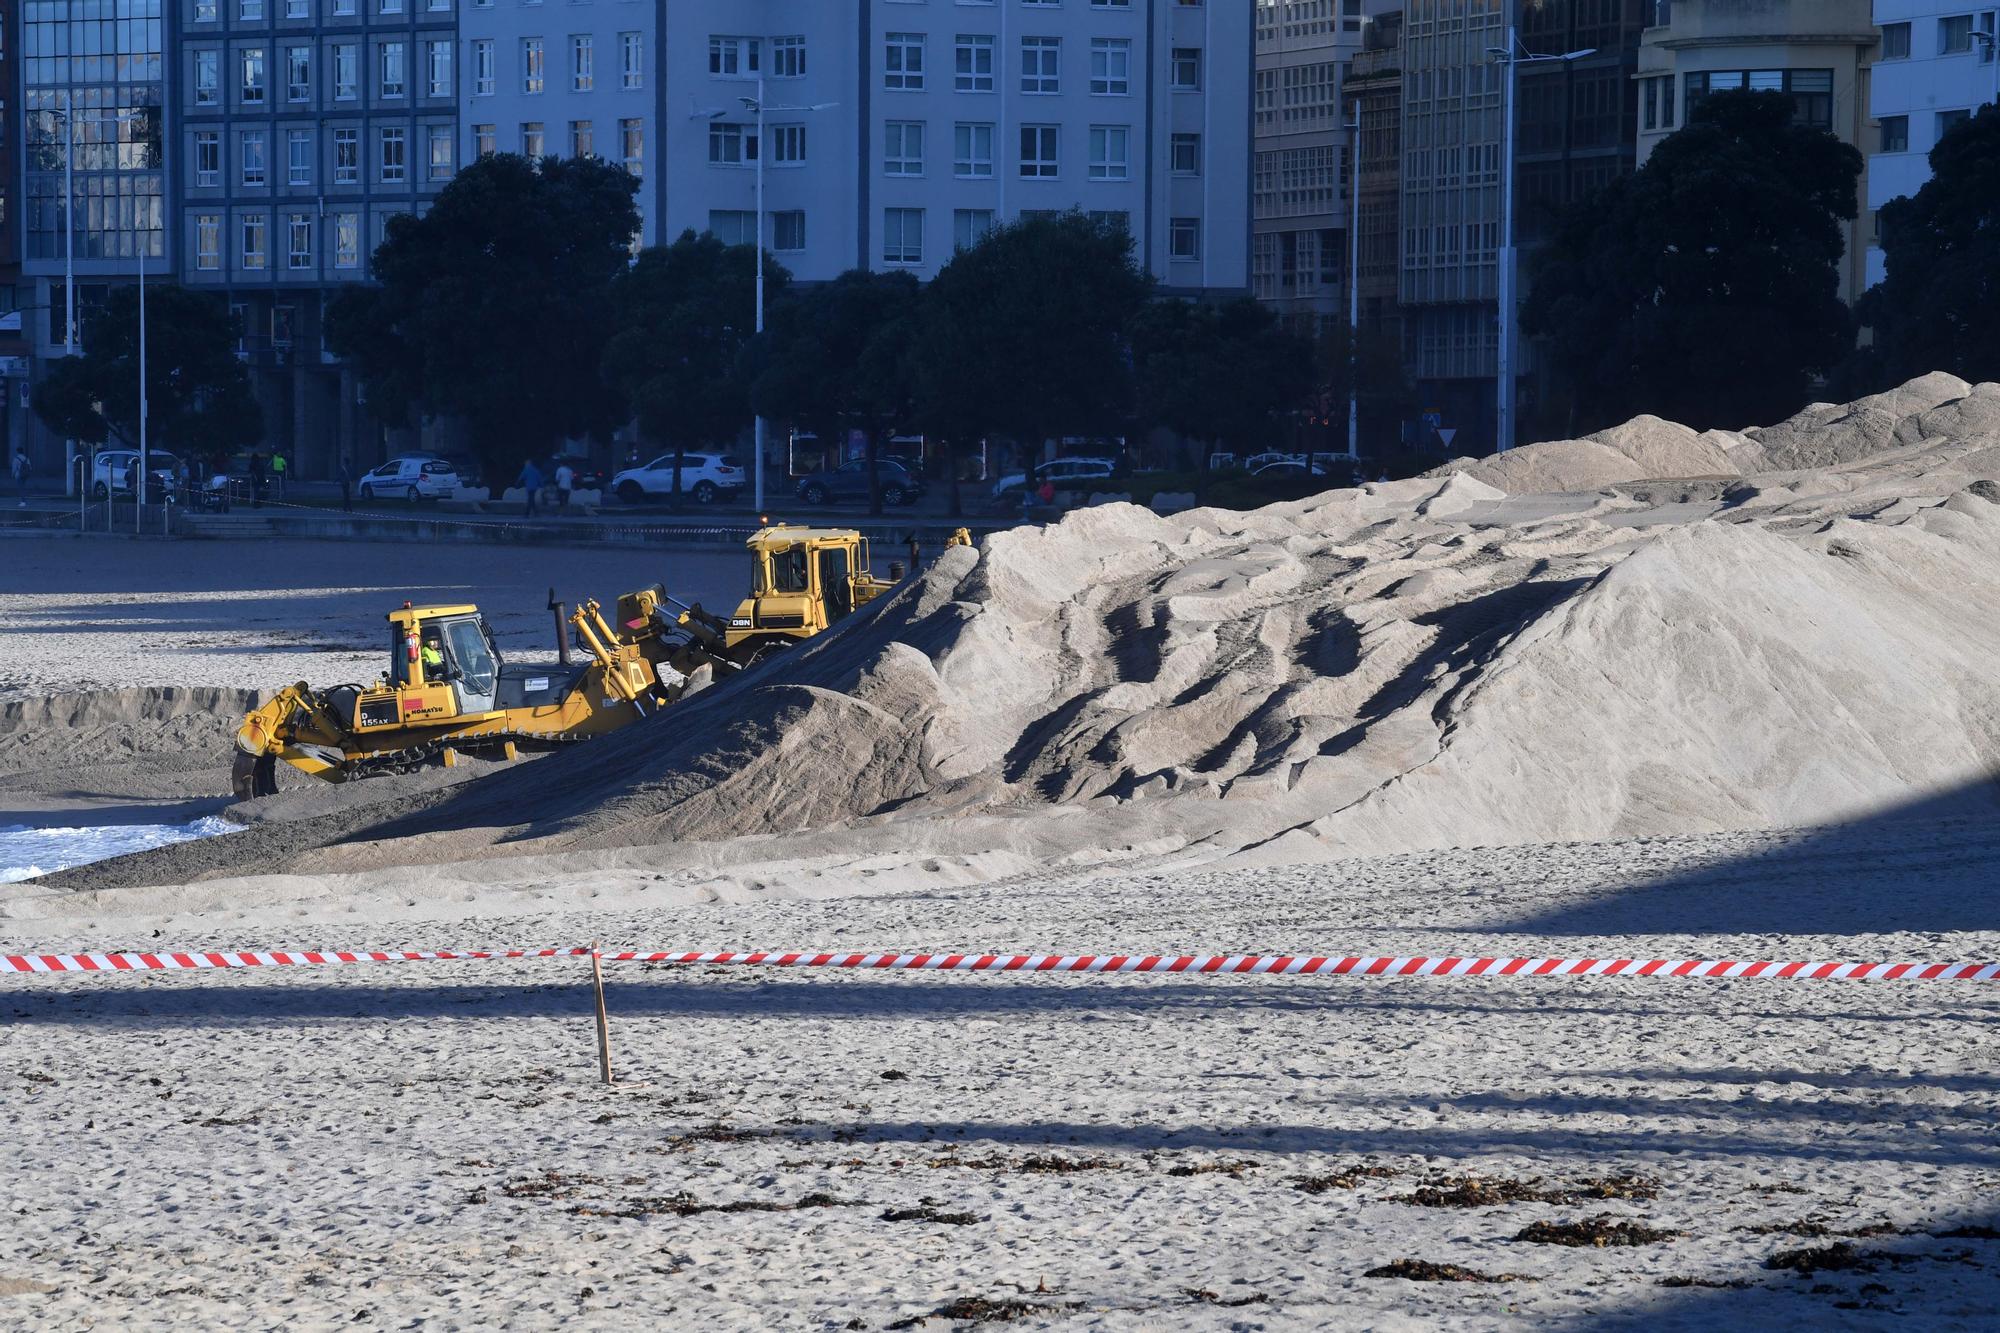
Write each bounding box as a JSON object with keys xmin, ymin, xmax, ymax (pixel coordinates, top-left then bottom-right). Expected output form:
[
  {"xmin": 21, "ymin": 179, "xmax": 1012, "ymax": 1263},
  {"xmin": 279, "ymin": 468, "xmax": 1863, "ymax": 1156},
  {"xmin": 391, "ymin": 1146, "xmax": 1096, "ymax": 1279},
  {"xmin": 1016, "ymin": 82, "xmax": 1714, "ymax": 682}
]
[
  {"xmin": 89, "ymin": 449, "xmax": 182, "ymax": 499},
  {"xmin": 990, "ymin": 456, "xmax": 1119, "ymax": 501},
  {"xmin": 358, "ymin": 455, "xmax": 461, "ymax": 503},
  {"xmin": 611, "ymin": 452, "xmax": 745, "ymax": 505},
  {"xmin": 796, "ymin": 458, "xmax": 926, "ymax": 507},
  {"xmin": 549, "ymin": 454, "xmax": 611, "ymax": 493}
]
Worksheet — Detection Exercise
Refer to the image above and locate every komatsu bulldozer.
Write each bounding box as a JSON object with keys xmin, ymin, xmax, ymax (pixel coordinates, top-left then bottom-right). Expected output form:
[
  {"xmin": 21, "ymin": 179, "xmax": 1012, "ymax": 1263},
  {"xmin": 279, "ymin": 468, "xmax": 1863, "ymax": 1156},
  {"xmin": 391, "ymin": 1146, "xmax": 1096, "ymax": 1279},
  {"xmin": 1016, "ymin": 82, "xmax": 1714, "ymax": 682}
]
[{"xmin": 230, "ymin": 523, "xmax": 966, "ymax": 798}]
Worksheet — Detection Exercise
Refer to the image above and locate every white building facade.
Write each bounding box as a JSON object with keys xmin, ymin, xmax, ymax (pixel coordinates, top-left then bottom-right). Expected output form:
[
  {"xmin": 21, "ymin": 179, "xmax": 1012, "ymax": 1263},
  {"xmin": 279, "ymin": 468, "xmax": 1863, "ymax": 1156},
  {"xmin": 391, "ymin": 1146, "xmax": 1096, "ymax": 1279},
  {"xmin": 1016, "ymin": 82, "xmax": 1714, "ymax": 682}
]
[
  {"xmin": 1867, "ymin": 3, "xmax": 2000, "ymax": 286},
  {"xmin": 659, "ymin": 0, "xmax": 1251, "ymax": 292}
]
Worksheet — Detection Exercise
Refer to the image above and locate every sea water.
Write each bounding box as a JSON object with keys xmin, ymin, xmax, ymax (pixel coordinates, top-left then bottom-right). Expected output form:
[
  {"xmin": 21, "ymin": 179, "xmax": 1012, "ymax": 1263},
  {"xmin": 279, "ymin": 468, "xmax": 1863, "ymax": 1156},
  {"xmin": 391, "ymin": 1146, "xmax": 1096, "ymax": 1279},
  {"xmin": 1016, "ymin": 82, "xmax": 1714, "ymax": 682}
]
[{"xmin": 0, "ymin": 817, "xmax": 239, "ymax": 883}]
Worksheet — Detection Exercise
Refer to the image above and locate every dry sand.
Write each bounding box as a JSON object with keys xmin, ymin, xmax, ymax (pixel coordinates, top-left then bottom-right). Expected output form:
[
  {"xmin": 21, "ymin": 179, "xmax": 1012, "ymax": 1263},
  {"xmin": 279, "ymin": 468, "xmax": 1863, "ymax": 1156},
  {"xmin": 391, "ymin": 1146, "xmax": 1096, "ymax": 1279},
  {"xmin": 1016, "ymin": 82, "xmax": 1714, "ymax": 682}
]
[{"xmin": 3, "ymin": 377, "xmax": 1999, "ymax": 1326}]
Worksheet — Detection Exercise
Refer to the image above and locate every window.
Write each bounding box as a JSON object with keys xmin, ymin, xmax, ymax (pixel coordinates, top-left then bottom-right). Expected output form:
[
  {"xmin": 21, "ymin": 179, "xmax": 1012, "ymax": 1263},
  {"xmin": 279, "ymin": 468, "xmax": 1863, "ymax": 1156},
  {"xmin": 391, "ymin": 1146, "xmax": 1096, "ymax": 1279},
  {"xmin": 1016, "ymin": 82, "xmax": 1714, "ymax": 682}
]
[
  {"xmin": 708, "ymin": 122, "xmax": 755, "ymax": 164},
  {"xmin": 883, "ymin": 208, "xmax": 924, "ymax": 265},
  {"xmin": 380, "ymin": 126, "xmax": 407, "ymax": 183},
  {"xmin": 1022, "ymin": 37, "xmax": 1059, "ymax": 94},
  {"xmin": 1685, "ymin": 69, "xmax": 1835, "ymax": 130},
  {"xmin": 621, "ymin": 32, "xmax": 643, "ymax": 88},
  {"xmin": 953, "ymin": 122, "xmax": 993, "ymax": 177},
  {"xmin": 334, "ymin": 44, "xmax": 358, "ymax": 101},
  {"xmin": 241, "ymin": 0, "xmax": 263, "ymax": 17},
  {"xmin": 427, "ymin": 41, "xmax": 452, "ymax": 98},
  {"xmin": 769, "ymin": 124, "xmax": 806, "ymax": 165},
  {"xmin": 710, "ymin": 36, "xmax": 759, "ymax": 77},
  {"xmin": 571, "ymin": 34, "xmax": 593, "ymax": 91},
  {"xmin": 473, "ymin": 124, "xmax": 496, "ymax": 158},
  {"xmin": 242, "ymin": 48, "xmax": 267, "ymax": 104},
  {"xmin": 288, "ymin": 129, "xmax": 312, "ymax": 184},
  {"xmin": 473, "ymin": 40, "xmax": 494, "ymax": 95},
  {"xmin": 772, "ymin": 210, "xmax": 806, "ymax": 252},
  {"xmin": 241, "ymin": 214, "xmax": 267, "ymax": 270},
  {"xmin": 334, "ymin": 213, "xmax": 360, "ymax": 269},
  {"xmin": 1938, "ymin": 108, "xmax": 1973, "ymax": 138},
  {"xmin": 621, "ymin": 119, "xmax": 644, "ymax": 176},
  {"xmin": 570, "ymin": 119, "xmax": 594, "ymax": 157},
  {"xmin": 286, "ymin": 0, "xmax": 308, "ymax": 13},
  {"xmin": 1941, "ymin": 15, "xmax": 1974, "ymax": 54},
  {"xmin": 197, "ymin": 1, "xmax": 217, "ymax": 21},
  {"xmin": 1879, "ymin": 114, "xmax": 1909, "ymax": 153},
  {"xmin": 334, "ymin": 0, "xmax": 355, "ymax": 12},
  {"xmin": 196, "ymin": 50, "xmax": 219, "ymax": 106},
  {"xmin": 287, "ymin": 46, "xmax": 311, "ymax": 101},
  {"xmin": 334, "ymin": 128, "xmax": 359, "ymax": 183},
  {"xmin": 953, "ymin": 208, "xmax": 994, "ymax": 251},
  {"xmin": 1092, "ymin": 0, "xmax": 1131, "ymax": 7},
  {"xmin": 196, "ymin": 215, "xmax": 221, "ymax": 271},
  {"xmin": 886, "ymin": 32, "xmax": 925, "ymax": 90},
  {"xmin": 1088, "ymin": 210, "xmax": 1129, "ymax": 235},
  {"xmin": 1171, "ymin": 131, "xmax": 1200, "ymax": 174},
  {"xmin": 708, "ymin": 210, "xmax": 755, "ymax": 244},
  {"xmin": 1088, "ymin": 125, "xmax": 1129, "ymax": 180},
  {"xmin": 1020, "ymin": 124, "xmax": 1058, "ymax": 178},
  {"xmin": 771, "ymin": 35, "xmax": 806, "ymax": 79},
  {"xmin": 1169, "ymin": 217, "xmax": 1200, "ymax": 259},
  {"xmin": 522, "ymin": 121, "xmax": 545, "ymax": 157},
  {"xmin": 288, "ymin": 213, "xmax": 314, "ymax": 270},
  {"xmin": 523, "ymin": 38, "xmax": 545, "ymax": 93},
  {"xmin": 884, "ymin": 121, "xmax": 925, "ymax": 176},
  {"xmin": 956, "ymin": 34, "xmax": 994, "ymax": 92},
  {"xmin": 241, "ymin": 130, "xmax": 268, "ymax": 186},
  {"xmin": 1090, "ymin": 38, "xmax": 1130, "ymax": 95},
  {"xmin": 1880, "ymin": 22, "xmax": 1911, "ymax": 60},
  {"xmin": 1171, "ymin": 47, "xmax": 1201, "ymax": 91},
  {"xmin": 428, "ymin": 125, "xmax": 453, "ymax": 179},
  {"xmin": 195, "ymin": 131, "xmax": 221, "ymax": 187},
  {"xmin": 1643, "ymin": 76, "xmax": 1658, "ymax": 131},
  {"xmin": 380, "ymin": 41, "xmax": 406, "ymax": 98},
  {"xmin": 380, "ymin": 0, "xmax": 403, "ymax": 12}
]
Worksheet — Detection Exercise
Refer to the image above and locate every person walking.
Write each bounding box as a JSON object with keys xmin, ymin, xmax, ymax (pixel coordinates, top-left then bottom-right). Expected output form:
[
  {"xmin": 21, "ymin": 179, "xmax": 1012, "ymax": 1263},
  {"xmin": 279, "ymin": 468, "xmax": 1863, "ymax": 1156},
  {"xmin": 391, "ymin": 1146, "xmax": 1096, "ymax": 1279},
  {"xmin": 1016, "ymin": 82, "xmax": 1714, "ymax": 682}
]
[
  {"xmin": 338, "ymin": 456, "xmax": 354, "ymax": 512},
  {"xmin": 10, "ymin": 448, "xmax": 29, "ymax": 506},
  {"xmin": 270, "ymin": 450, "xmax": 288, "ymax": 501},
  {"xmin": 248, "ymin": 451, "xmax": 267, "ymax": 508},
  {"xmin": 554, "ymin": 459, "xmax": 575, "ymax": 513},
  {"xmin": 516, "ymin": 458, "xmax": 544, "ymax": 518}
]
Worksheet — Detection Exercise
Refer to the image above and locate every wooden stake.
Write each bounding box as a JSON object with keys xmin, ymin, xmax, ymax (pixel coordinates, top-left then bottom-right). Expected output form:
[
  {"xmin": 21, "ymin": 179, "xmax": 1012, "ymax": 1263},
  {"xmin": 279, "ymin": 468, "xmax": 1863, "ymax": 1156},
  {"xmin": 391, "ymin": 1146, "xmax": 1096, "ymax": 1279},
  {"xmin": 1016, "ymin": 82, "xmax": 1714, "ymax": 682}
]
[{"xmin": 589, "ymin": 941, "xmax": 614, "ymax": 1086}]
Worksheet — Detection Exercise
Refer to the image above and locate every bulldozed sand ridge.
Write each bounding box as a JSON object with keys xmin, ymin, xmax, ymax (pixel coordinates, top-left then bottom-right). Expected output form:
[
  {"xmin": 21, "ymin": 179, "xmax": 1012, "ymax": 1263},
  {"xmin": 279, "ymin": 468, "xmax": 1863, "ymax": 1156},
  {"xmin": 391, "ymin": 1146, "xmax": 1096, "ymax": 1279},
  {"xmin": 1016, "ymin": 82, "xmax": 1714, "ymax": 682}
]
[{"xmin": 44, "ymin": 372, "xmax": 2000, "ymax": 897}]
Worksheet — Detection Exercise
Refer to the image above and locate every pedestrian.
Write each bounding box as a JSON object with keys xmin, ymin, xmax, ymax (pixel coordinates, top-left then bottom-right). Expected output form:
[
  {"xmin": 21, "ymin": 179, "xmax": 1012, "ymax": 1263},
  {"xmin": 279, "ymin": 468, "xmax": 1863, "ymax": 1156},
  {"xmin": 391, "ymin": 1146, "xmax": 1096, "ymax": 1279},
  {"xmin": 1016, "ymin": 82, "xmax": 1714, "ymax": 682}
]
[
  {"xmin": 1036, "ymin": 477, "xmax": 1056, "ymax": 512},
  {"xmin": 338, "ymin": 456, "xmax": 353, "ymax": 512},
  {"xmin": 516, "ymin": 458, "xmax": 543, "ymax": 518},
  {"xmin": 271, "ymin": 450, "xmax": 288, "ymax": 500},
  {"xmin": 248, "ymin": 451, "xmax": 267, "ymax": 508},
  {"xmin": 175, "ymin": 457, "xmax": 191, "ymax": 503},
  {"xmin": 554, "ymin": 459, "xmax": 575, "ymax": 512},
  {"xmin": 10, "ymin": 448, "xmax": 29, "ymax": 506}
]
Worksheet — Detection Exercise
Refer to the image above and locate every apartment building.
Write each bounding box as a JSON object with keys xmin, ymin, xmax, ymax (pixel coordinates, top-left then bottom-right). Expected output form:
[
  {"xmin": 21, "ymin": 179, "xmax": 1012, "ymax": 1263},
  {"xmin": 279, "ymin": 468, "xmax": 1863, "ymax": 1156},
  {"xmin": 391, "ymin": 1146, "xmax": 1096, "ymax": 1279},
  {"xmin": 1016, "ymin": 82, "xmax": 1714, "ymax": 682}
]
[
  {"xmin": 1347, "ymin": 8, "xmax": 1402, "ymax": 339},
  {"xmin": 662, "ymin": 0, "xmax": 1250, "ymax": 292},
  {"xmin": 1635, "ymin": 0, "xmax": 1877, "ymax": 302},
  {"xmin": 1252, "ymin": 0, "xmax": 1368, "ymax": 322},
  {"xmin": 0, "ymin": 0, "xmax": 26, "ymax": 461},
  {"xmin": 1866, "ymin": 3, "xmax": 1999, "ymax": 287},
  {"xmin": 460, "ymin": 0, "xmax": 659, "ymax": 239}
]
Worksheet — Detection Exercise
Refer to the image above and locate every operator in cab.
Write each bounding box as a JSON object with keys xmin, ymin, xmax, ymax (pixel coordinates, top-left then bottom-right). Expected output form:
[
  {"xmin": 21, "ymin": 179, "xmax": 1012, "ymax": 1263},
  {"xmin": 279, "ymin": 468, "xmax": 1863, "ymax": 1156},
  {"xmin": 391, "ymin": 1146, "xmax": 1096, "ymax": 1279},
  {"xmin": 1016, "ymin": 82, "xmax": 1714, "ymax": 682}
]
[{"xmin": 420, "ymin": 627, "xmax": 449, "ymax": 680}]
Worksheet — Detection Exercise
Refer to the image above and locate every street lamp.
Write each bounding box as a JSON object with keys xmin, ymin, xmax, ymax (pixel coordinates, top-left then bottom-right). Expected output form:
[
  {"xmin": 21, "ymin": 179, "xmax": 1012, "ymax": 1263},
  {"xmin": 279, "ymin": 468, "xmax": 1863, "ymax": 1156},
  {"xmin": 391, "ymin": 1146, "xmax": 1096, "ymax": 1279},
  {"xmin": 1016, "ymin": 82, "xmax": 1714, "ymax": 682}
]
[
  {"xmin": 1972, "ymin": 30, "xmax": 2000, "ymax": 108},
  {"xmin": 1342, "ymin": 110, "xmax": 1362, "ymax": 462},
  {"xmin": 735, "ymin": 80, "xmax": 836, "ymax": 512},
  {"xmin": 1486, "ymin": 32, "xmax": 1595, "ymax": 454}
]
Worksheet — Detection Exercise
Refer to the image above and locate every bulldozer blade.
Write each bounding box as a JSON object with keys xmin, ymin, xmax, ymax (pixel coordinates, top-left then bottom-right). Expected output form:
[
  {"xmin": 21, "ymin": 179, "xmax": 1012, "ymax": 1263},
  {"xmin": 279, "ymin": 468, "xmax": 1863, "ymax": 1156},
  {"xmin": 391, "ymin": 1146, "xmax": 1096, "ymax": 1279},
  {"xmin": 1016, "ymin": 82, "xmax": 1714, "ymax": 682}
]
[{"xmin": 231, "ymin": 751, "xmax": 279, "ymax": 802}]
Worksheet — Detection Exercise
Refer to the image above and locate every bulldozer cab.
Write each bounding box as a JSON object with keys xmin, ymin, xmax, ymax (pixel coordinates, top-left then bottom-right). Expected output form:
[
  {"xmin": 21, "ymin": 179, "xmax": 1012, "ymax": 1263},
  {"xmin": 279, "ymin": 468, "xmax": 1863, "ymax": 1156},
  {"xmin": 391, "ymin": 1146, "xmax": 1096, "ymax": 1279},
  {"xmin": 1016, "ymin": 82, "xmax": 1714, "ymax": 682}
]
[
  {"xmin": 386, "ymin": 605, "xmax": 500, "ymax": 719},
  {"xmin": 729, "ymin": 526, "xmax": 884, "ymax": 655}
]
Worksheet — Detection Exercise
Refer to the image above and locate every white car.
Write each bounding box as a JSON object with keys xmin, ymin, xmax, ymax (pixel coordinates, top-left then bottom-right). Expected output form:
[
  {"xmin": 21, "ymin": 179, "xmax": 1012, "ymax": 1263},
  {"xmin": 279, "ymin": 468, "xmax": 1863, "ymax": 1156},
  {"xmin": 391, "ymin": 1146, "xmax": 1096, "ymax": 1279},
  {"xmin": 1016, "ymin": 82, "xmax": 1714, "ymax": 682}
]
[
  {"xmin": 358, "ymin": 455, "xmax": 460, "ymax": 502},
  {"xmin": 90, "ymin": 449, "xmax": 181, "ymax": 499},
  {"xmin": 612, "ymin": 452, "xmax": 746, "ymax": 505},
  {"xmin": 990, "ymin": 456, "xmax": 1119, "ymax": 500}
]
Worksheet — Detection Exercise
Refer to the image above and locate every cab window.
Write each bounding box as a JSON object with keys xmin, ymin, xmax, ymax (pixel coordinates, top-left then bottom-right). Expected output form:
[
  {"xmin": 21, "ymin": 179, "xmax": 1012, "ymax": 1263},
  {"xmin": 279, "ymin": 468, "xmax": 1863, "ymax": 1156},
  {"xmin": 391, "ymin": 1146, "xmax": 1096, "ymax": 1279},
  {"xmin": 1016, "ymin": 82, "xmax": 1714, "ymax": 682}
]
[{"xmin": 770, "ymin": 545, "xmax": 810, "ymax": 593}]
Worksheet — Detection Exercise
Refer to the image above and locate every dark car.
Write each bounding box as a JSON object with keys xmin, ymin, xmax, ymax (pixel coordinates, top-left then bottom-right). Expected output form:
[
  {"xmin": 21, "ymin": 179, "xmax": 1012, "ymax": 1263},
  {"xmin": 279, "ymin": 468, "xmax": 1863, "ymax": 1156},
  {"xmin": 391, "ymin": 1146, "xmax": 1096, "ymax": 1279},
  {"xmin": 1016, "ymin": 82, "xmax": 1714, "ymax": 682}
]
[
  {"xmin": 796, "ymin": 458, "xmax": 926, "ymax": 507},
  {"xmin": 549, "ymin": 454, "xmax": 611, "ymax": 492}
]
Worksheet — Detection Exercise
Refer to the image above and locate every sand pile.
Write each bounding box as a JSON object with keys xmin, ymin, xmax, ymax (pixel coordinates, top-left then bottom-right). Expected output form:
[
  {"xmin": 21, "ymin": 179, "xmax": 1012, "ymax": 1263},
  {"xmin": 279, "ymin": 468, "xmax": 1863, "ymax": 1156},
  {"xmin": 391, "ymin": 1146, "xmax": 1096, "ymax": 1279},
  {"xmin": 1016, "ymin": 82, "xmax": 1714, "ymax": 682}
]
[
  {"xmin": 53, "ymin": 375, "xmax": 2000, "ymax": 891},
  {"xmin": 0, "ymin": 687, "xmax": 259, "ymax": 803}
]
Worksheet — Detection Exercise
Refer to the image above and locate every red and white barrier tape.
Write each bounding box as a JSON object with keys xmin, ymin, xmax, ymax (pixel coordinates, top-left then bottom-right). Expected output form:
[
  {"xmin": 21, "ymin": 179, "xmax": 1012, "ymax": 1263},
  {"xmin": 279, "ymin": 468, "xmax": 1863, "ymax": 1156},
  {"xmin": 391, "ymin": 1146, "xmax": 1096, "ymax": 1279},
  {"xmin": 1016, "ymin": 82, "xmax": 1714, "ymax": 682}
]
[{"xmin": 3, "ymin": 948, "xmax": 1997, "ymax": 981}]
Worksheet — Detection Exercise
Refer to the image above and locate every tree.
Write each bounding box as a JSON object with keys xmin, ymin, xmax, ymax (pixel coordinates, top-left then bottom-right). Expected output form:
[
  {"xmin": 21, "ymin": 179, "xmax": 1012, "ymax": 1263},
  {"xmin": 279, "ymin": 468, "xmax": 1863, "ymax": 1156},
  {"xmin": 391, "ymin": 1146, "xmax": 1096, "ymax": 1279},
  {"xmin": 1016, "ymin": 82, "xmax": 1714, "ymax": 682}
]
[
  {"xmin": 326, "ymin": 153, "xmax": 638, "ymax": 481},
  {"xmin": 1313, "ymin": 319, "xmax": 1416, "ymax": 455},
  {"xmin": 1129, "ymin": 297, "xmax": 1314, "ymax": 471},
  {"xmin": 1522, "ymin": 90, "xmax": 1863, "ymax": 432},
  {"xmin": 916, "ymin": 212, "xmax": 1153, "ymax": 498},
  {"xmin": 33, "ymin": 284, "xmax": 262, "ymax": 469},
  {"xmin": 753, "ymin": 270, "xmax": 922, "ymax": 516},
  {"xmin": 1857, "ymin": 103, "xmax": 2000, "ymax": 387},
  {"xmin": 600, "ymin": 230, "xmax": 787, "ymax": 505}
]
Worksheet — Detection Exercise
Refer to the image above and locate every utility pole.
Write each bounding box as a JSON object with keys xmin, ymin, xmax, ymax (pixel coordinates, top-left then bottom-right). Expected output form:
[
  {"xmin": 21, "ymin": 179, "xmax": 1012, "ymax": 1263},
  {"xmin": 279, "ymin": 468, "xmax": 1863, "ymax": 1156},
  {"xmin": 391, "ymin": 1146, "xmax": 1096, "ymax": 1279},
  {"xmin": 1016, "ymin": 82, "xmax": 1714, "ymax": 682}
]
[{"xmin": 1346, "ymin": 111, "xmax": 1362, "ymax": 462}]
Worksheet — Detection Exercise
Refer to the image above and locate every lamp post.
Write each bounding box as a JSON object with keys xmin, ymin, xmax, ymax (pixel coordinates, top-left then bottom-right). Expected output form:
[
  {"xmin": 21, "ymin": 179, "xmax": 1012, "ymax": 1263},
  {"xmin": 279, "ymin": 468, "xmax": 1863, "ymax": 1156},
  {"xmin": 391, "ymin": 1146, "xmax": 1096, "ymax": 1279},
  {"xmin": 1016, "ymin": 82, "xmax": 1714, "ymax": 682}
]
[
  {"xmin": 1343, "ymin": 110, "xmax": 1362, "ymax": 462},
  {"xmin": 44, "ymin": 92, "xmax": 78, "ymax": 496},
  {"xmin": 1973, "ymin": 30, "xmax": 2000, "ymax": 108},
  {"xmin": 1485, "ymin": 31, "xmax": 1594, "ymax": 454}
]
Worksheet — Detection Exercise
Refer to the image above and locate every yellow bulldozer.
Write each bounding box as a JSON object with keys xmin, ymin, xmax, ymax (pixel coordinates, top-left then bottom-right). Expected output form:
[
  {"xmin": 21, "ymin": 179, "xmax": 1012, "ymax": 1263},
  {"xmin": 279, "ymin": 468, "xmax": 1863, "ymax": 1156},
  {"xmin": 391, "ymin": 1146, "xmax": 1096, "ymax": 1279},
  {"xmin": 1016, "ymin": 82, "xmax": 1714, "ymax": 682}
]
[{"xmin": 231, "ymin": 524, "xmax": 970, "ymax": 798}]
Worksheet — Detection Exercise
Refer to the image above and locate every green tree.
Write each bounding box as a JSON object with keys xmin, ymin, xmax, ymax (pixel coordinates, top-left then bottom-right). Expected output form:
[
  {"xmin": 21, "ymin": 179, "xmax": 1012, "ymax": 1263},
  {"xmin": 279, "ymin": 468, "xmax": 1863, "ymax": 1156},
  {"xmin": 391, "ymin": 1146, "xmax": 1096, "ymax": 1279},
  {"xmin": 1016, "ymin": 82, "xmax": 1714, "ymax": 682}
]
[
  {"xmin": 326, "ymin": 153, "xmax": 639, "ymax": 480},
  {"xmin": 1523, "ymin": 90, "xmax": 1862, "ymax": 432},
  {"xmin": 1129, "ymin": 297, "xmax": 1315, "ymax": 471},
  {"xmin": 1313, "ymin": 320, "xmax": 1417, "ymax": 454},
  {"xmin": 1857, "ymin": 104, "xmax": 2000, "ymax": 387},
  {"xmin": 753, "ymin": 269, "xmax": 922, "ymax": 516},
  {"xmin": 916, "ymin": 212, "xmax": 1152, "ymax": 493},
  {"xmin": 601, "ymin": 229, "xmax": 788, "ymax": 505},
  {"xmin": 33, "ymin": 284, "xmax": 262, "ymax": 470}
]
